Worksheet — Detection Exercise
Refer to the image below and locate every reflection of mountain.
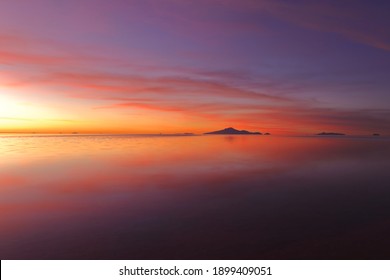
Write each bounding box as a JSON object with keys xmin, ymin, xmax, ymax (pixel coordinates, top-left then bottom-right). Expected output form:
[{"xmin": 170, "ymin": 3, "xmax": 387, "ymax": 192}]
[
  {"xmin": 205, "ymin": 127, "xmax": 261, "ymax": 135},
  {"xmin": 317, "ymin": 132, "xmax": 345, "ymax": 136}
]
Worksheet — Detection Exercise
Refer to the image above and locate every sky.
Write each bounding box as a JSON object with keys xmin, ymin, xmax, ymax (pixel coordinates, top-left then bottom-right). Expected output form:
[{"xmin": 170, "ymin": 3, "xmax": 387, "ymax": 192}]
[{"xmin": 0, "ymin": 0, "xmax": 389, "ymax": 135}]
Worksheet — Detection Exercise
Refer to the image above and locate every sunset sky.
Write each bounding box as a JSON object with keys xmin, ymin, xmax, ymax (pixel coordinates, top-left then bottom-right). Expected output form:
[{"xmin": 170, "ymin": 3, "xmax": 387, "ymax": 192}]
[{"xmin": 1, "ymin": 0, "xmax": 389, "ymax": 135}]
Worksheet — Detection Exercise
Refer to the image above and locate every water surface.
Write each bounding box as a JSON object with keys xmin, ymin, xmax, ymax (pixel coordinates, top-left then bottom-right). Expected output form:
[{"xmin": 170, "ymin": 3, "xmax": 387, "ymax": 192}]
[{"xmin": 1, "ymin": 135, "xmax": 390, "ymax": 259}]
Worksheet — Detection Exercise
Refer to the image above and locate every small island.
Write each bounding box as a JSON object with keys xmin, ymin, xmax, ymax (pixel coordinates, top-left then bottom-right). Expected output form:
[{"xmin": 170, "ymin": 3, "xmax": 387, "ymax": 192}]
[
  {"xmin": 204, "ymin": 127, "xmax": 262, "ymax": 135},
  {"xmin": 317, "ymin": 132, "xmax": 345, "ymax": 136}
]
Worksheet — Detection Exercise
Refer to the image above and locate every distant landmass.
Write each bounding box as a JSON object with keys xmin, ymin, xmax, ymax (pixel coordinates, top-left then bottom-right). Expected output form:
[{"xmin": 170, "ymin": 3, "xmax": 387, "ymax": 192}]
[
  {"xmin": 317, "ymin": 132, "xmax": 345, "ymax": 136},
  {"xmin": 205, "ymin": 127, "xmax": 262, "ymax": 135}
]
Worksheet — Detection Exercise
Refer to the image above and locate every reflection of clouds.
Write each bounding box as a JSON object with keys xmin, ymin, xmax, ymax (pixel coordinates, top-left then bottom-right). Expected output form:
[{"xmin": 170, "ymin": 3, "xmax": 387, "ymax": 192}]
[
  {"xmin": 2, "ymin": 135, "xmax": 390, "ymax": 197},
  {"xmin": 1, "ymin": 135, "xmax": 390, "ymax": 258}
]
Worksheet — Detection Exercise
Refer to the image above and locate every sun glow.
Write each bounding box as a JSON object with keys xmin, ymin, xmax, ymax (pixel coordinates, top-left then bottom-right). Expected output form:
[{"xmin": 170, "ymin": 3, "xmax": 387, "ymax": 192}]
[
  {"xmin": 0, "ymin": 93, "xmax": 23, "ymax": 117},
  {"xmin": 0, "ymin": 93, "xmax": 34, "ymax": 131},
  {"xmin": 0, "ymin": 89, "xmax": 63, "ymax": 132}
]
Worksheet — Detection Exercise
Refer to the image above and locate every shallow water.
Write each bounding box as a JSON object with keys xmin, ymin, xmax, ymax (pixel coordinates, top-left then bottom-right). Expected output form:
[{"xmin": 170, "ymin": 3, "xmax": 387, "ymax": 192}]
[{"xmin": 1, "ymin": 135, "xmax": 390, "ymax": 259}]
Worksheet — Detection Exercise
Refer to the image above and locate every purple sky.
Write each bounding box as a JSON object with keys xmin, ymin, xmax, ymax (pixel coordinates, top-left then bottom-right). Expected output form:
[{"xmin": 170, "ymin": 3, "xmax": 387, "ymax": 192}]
[{"xmin": 1, "ymin": 0, "xmax": 389, "ymax": 134}]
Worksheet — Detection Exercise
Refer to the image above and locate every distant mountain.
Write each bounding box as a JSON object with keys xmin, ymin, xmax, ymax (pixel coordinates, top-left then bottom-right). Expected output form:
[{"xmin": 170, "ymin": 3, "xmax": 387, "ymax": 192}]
[
  {"xmin": 204, "ymin": 127, "xmax": 262, "ymax": 135},
  {"xmin": 317, "ymin": 132, "xmax": 345, "ymax": 136}
]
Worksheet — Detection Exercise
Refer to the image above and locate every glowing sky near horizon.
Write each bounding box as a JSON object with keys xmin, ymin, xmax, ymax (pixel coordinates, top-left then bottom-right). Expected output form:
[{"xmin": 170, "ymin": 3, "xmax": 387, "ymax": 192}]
[{"xmin": 0, "ymin": 0, "xmax": 389, "ymax": 134}]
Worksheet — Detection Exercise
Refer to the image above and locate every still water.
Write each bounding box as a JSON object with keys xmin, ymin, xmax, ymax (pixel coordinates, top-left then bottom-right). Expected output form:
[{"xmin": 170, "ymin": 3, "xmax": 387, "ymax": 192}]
[{"xmin": 1, "ymin": 135, "xmax": 390, "ymax": 259}]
